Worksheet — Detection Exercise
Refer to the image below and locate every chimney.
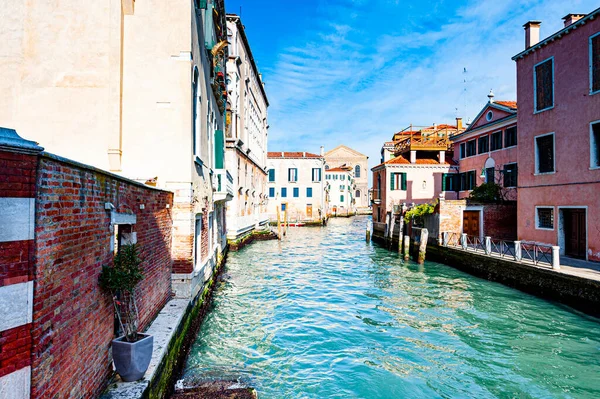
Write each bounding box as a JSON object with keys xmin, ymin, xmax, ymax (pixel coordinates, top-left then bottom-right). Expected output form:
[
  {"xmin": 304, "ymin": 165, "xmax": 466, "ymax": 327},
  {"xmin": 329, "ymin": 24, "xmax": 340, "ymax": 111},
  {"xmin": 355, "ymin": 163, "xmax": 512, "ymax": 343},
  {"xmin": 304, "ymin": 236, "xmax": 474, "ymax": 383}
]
[
  {"xmin": 456, "ymin": 117, "xmax": 463, "ymax": 130},
  {"xmin": 281, "ymin": 151, "xmax": 284, "ymax": 157},
  {"xmin": 303, "ymin": 151, "xmax": 306, "ymax": 158},
  {"xmin": 562, "ymin": 14, "xmax": 585, "ymax": 27},
  {"xmin": 320, "ymin": 146, "xmax": 324, "ymax": 156},
  {"xmin": 524, "ymin": 21, "xmax": 542, "ymax": 49}
]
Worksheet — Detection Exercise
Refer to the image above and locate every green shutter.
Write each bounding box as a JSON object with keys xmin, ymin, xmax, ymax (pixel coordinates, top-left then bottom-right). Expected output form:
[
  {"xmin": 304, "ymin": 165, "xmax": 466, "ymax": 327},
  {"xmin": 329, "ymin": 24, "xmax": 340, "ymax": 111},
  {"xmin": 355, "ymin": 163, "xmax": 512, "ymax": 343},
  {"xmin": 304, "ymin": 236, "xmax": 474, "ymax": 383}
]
[
  {"xmin": 442, "ymin": 173, "xmax": 447, "ymax": 191},
  {"xmin": 390, "ymin": 173, "xmax": 395, "ymax": 190},
  {"xmin": 199, "ymin": 0, "xmax": 207, "ymax": 9},
  {"xmin": 214, "ymin": 129, "xmax": 224, "ymax": 169},
  {"xmin": 401, "ymin": 173, "xmax": 407, "ymax": 190}
]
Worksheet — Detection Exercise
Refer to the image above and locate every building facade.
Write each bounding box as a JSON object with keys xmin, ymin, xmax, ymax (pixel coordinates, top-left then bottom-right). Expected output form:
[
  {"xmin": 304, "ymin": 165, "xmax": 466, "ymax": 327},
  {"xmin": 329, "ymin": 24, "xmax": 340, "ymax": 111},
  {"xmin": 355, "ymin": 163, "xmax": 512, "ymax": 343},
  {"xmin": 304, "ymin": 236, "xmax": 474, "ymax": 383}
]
[
  {"xmin": 267, "ymin": 151, "xmax": 326, "ymax": 223},
  {"xmin": 0, "ymin": 0, "xmax": 232, "ymax": 298},
  {"xmin": 325, "ymin": 167, "xmax": 356, "ymax": 215},
  {"xmin": 324, "ymin": 145, "xmax": 369, "ymax": 211},
  {"xmin": 225, "ymin": 14, "xmax": 270, "ymax": 241},
  {"xmin": 514, "ymin": 9, "xmax": 600, "ymax": 262},
  {"xmin": 371, "ymin": 123, "xmax": 462, "ymax": 223},
  {"xmin": 452, "ymin": 94, "xmax": 518, "ymax": 201}
]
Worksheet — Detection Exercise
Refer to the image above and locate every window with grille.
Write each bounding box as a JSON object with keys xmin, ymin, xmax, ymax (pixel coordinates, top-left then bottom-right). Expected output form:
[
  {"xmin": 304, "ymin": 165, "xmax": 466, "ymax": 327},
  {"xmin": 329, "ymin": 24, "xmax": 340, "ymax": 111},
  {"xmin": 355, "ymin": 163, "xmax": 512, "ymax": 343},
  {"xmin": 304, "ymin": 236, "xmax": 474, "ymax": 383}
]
[
  {"xmin": 592, "ymin": 122, "xmax": 600, "ymax": 168},
  {"xmin": 504, "ymin": 126, "xmax": 517, "ymax": 147},
  {"xmin": 535, "ymin": 134, "xmax": 555, "ymax": 173},
  {"xmin": 288, "ymin": 168, "xmax": 298, "ymax": 182},
  {"xmin": 491, "ymin": 131, "xmax": 503, "ymax": 151},
  {"xmin": 466, "ymin": 140, "xmax": 476, "ymax": 157},
  {"xmin": 478, "ymin": 135, "xmax": 489, "ymax": 154},
  {"xmin": 591, "ymin": 33, "xmax": 600, "ymax": 93},
  {"xmin": 503, "ymin": 163, "xmax": 518, "ymax": 187},
  {"xmin": 537, "ymin": 208, "xmax": 554, "ymax": 229},
  {"xmin": 535, "ymin": 58, "xmax": 554, "ymax": 112}
]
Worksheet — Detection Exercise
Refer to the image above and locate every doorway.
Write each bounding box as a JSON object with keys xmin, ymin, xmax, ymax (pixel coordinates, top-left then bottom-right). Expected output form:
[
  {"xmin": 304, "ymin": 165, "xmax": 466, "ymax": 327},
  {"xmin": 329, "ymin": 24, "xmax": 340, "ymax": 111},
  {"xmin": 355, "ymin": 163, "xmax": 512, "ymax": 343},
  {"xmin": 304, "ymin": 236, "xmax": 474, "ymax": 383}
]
[
  {"xmin": 562, "ymin": 208, "xmax": 587, "ymax": 259},
  {"xmin": 463, "ymin": 211, "xmax": 480, "ymax": 238}
]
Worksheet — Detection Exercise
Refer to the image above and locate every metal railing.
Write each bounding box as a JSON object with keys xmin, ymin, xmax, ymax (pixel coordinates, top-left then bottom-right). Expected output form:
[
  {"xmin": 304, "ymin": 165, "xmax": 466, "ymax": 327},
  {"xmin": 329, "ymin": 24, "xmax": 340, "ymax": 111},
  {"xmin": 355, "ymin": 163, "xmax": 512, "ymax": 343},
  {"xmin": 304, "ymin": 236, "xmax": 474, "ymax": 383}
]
[{"xmin": 442, "ymin": 232, "xmax": 559, "ymax": 269}]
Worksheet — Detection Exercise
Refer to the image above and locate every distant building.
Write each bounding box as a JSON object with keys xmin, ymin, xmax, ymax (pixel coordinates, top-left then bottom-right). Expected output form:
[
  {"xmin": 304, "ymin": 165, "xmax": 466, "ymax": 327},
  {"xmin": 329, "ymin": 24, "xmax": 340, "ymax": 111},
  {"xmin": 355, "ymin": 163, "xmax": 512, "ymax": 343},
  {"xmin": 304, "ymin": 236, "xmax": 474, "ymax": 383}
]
[
  {"xmin": 513, "ymin": 9, "xmax": 600, "ymax": 261},
  {"xmin": 371, "ymin": 122, "xmax": 463, "ymax": 223},
  {"xmin": 325, "ymin": 167, "xmax": 356, "ymax": 215},
  {"xmin": 451, "ymin": 93, "xmax": 518, "ymax": 201},
  {"xmin": 225, "ymin": 14, "xmax": 270, "ymax": 241},
  {"xmin": 267, "ymin": 151, "xmax": 326, "ymax": 223},
  {"xmin": 324, "ymin": 145, "xmax": 369, "ymax": 210}
]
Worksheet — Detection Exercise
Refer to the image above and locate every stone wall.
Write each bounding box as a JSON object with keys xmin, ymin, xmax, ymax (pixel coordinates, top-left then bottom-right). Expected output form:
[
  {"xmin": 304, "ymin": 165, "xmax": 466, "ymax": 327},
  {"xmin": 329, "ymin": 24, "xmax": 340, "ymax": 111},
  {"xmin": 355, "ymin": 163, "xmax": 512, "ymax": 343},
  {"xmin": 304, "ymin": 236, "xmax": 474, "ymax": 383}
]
[{"xmin": 437, "ymin": 199, "xmax": 466, "ymax": 238}]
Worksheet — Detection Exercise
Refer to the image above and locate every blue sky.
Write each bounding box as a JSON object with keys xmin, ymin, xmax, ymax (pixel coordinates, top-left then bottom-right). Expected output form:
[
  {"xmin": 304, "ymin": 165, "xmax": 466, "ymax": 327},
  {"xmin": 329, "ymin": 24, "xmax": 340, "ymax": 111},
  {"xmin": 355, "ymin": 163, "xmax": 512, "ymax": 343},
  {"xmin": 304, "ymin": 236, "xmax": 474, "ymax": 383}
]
[{"xmin": 226, "ymin": 0, "xmax": 598, "ymax": 170}]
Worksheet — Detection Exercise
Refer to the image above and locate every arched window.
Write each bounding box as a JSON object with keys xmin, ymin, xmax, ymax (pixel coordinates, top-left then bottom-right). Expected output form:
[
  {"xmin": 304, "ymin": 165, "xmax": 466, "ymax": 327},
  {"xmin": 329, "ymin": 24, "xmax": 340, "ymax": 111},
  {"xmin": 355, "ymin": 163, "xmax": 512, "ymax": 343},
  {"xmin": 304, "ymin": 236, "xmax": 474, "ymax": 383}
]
[
  {"xmin": 355, "ymin": 165, "xmax": 361, "ymax": 178},
  {"xmin": 355, "ymin": 190, "xmax": 361, "ymax": 198},
  {"xmin": 325, "ymin": 165, "xmax": 330, "ymax": 170}
]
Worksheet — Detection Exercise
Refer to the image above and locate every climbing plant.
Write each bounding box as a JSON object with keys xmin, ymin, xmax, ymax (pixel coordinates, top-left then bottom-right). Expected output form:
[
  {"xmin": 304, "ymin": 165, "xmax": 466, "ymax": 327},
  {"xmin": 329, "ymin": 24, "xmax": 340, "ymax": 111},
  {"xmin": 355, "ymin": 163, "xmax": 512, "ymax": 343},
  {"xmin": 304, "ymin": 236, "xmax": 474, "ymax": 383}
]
[{"xmin": 404, "ymin": 200, "xmax": 437, "ymax": 226}]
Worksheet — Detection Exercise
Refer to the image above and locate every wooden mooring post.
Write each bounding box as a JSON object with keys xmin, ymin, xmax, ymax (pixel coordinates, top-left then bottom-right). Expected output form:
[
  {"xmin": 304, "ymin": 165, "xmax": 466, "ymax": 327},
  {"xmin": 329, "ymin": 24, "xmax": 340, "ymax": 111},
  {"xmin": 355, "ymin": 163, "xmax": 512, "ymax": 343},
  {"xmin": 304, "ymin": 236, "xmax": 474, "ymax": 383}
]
[
  {"xmin": 277, "ymin": 206, "xmax": 282, "ymax": 239},
  {"xmin": 366, "ymin": 220, "xmax": 371, "ymax": 242},
  {"xmin": 418, "ymin": 228, "xmax": 428, "ymax": 264},
  {"xmin": 397, "ymin": 217, "xmax": 404, "ymax": 253},
  {"xmin": 403, "ymin": 235, "xmax": 410, "ymax": 261}
]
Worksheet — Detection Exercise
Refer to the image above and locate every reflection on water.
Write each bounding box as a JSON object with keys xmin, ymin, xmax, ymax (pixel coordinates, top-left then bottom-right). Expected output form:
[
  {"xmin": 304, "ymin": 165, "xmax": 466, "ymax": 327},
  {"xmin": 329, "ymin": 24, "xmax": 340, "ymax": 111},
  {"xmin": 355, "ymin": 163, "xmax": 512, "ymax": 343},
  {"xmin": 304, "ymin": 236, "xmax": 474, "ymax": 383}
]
[{"xmin": 183, "ymin": 216, "xmax": 600, "ymax": 399}]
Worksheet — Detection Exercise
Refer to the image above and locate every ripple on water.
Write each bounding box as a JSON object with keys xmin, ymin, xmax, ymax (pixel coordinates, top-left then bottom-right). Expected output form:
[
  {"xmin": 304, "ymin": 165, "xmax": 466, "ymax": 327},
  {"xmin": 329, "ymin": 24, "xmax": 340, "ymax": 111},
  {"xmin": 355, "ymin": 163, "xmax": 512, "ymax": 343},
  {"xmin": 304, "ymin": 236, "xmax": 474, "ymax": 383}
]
[{"xmin": 183, "ymin": 217, "xmax": 600, "ymax": 399}]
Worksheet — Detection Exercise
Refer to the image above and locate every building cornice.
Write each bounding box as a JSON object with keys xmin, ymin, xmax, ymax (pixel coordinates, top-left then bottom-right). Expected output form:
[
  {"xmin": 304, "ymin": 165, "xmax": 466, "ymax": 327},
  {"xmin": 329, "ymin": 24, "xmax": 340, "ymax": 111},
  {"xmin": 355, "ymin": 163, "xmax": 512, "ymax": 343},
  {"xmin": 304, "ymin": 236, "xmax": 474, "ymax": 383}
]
[{"xmin": 451, "ymin": 114, "xmax": 517, "ymax": 142}]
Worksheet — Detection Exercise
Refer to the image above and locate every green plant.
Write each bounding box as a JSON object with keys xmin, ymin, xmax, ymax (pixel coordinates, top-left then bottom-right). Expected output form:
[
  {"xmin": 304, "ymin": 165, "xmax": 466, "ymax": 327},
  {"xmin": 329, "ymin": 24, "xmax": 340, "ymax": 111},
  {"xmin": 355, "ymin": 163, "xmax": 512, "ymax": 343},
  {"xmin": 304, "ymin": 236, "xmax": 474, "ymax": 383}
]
[
  {"xmin": 404, "ymin": 201, "xmax": 436, "ymax": 226},
  {"xmin": 468, "ymin": 182, "xmax": 502, "ymax": 203},
  {"xmin": 99, "ymin": 244, "xmax": 144, "ymax": 342}
]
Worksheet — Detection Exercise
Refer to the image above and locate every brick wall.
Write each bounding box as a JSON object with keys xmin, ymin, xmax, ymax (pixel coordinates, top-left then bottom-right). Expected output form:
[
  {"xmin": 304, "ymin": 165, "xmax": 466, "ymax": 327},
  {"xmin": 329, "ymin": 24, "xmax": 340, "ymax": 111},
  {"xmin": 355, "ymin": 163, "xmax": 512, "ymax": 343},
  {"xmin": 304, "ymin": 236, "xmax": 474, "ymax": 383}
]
[
  {"xmin": 31, "ymin": 154, "xmax": 173, "ymax": 399},
  {"xmin": 438, "ymin": 199, "xmax": 467, "ymax": 238}
]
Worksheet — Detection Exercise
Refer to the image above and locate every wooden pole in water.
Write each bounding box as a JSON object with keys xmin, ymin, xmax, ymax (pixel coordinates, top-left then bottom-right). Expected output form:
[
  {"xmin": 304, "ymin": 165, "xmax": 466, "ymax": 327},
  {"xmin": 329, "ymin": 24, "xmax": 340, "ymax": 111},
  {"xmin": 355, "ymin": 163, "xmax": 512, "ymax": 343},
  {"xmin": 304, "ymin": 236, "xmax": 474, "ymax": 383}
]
[
  {"xmin": 418, "ymin": 228, "xmax": 428, "ymax": 264},
  {"xmin": 398, "ymin": 216, "xmax": 404, "ymax": 253},
  {"xmin": 366, "ymin": 220, "xmax": 371, "ymax": 242},
  {"xmin": 277, "ymin": 206, "xmax": 281, "ymax": 239},
  {"xmin": 284, "ymin": 208, "xmax": 288, "ymax": 236},
  {"xmin": 403, "ymin": 235, "xmax": 410, "ymax": 261}
]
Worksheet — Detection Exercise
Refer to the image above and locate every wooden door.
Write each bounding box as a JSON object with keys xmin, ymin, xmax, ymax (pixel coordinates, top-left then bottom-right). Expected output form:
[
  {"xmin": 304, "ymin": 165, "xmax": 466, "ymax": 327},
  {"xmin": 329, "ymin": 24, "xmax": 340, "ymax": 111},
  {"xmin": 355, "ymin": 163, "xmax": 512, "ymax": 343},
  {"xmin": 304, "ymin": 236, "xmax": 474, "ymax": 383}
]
[
  {"xmin": 306, "ymin": 205, "xmax": 313, "ymax": 219},
  {"xmin": 565, "ymin": 209, "xmax": 586, "ymax": 259},
  {"xmin": 463, "ymin": 211, "xmax": 480, "ymax": 237}
]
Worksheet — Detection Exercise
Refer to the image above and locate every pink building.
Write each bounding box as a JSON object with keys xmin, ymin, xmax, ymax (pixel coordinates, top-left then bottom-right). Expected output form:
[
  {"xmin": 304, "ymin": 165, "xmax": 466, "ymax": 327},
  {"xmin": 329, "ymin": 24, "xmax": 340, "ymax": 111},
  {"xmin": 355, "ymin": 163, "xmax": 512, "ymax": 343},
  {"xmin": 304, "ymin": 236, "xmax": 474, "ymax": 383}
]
[
  {"xmin": 371, "ymin": 123, "xmax": 462, "ymax": 224},
  {"xmin": 452, "ymin": 94, "xmax": 518, "ymax": 201},
  {"xmin": 513, "ymin": 9, "xmax": 600, "ymax": 262}
]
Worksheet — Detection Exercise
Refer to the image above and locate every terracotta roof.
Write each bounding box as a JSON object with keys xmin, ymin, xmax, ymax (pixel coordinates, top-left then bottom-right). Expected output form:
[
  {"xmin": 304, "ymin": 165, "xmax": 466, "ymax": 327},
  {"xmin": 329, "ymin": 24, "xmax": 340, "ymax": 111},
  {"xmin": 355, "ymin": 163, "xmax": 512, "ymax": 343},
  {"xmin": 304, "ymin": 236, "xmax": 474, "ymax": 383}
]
[
  {"xmin": 327, "ymin": 167, "xmax": 351, "ymax": 172},
  {"xmin": 494, "ymin": 101, "xmax": 517, "ymax": 109},
  {"xmin": 267, "ymin": 151, "xmax": 322, "ymax": 159}
]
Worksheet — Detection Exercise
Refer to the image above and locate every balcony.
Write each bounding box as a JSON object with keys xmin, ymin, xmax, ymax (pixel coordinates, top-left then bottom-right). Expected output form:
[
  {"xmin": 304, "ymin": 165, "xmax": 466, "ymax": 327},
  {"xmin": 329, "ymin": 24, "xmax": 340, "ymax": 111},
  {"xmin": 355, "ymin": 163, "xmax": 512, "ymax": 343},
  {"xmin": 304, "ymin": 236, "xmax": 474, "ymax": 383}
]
[
  {"xmin": 393, "ymin": 125, "xmax": 455, "ymax": 154},
  {"xmin": 214, "ymin": 169, "xmax": 234, "ymax": 202},
  {"xmin": 370, "ymin": 189, "xmax": 381, "ymax": 205}
]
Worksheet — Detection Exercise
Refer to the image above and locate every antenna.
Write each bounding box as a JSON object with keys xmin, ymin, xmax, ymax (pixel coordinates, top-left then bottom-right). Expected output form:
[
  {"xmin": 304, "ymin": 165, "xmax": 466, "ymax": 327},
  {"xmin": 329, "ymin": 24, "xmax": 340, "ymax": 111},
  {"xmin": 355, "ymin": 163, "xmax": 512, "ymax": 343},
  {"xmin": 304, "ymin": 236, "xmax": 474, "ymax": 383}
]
[{"xmin": 462, "ymin": 67, "xmax": 469, "ymax": 123}]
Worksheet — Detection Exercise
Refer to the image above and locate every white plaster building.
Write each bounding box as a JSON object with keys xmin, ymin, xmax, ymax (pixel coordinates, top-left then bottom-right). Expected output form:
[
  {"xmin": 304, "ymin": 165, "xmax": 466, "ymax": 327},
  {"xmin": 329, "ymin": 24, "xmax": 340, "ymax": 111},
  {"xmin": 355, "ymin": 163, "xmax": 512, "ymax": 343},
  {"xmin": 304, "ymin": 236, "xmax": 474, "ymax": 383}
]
[
  {"xmin": 324, "ymin": 145, "xmax": 369, "ymax": 211},
  {"xmin": 0, "ymin": 0, "xmax": 231, "ymax": 301},
  {"xmin": 267, "ymin": 151, "xmax": 326, "ymax": 223},
  {"xmin": 225, "ymin": 14, "xmax": 270, "ymax": 240},
  {"xmin": 325, "ymin": 167, "xmax": 357, "ymax": 215}
]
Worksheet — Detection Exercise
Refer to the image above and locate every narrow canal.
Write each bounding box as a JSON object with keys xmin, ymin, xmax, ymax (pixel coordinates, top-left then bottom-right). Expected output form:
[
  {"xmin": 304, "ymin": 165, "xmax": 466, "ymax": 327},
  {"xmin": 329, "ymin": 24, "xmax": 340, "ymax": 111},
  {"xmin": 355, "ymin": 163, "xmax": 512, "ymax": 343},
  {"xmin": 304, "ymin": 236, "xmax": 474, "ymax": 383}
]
[{"xmin": 182, "ymin": 216, "xmax": 600, "ymax": 398}]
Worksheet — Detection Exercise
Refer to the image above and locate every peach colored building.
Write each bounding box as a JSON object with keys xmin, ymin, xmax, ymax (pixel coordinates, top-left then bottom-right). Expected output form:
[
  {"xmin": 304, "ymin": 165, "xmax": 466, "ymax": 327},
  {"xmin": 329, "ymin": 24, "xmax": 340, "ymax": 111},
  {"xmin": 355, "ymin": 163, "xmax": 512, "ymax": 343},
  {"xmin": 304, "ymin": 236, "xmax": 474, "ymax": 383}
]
[
  {"xmin": 371, "ymin": 123, "xmax": 462, "ymax": 224},
  {"xmin": 452, "ymin": 93, "xmax": 518, "ymax": 201},
  {"xmin": 513, "ymin": 9, "xmax": 600, "ymax": 262}
]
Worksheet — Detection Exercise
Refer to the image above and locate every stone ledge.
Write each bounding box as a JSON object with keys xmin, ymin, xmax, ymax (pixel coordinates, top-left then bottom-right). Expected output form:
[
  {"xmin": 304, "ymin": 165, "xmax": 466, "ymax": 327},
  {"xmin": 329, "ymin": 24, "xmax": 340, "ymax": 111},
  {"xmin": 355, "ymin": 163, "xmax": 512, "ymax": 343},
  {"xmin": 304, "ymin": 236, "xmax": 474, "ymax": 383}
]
[{"xmin": 101, "ymin": 298, "xmax": 189, "ymax": 399}]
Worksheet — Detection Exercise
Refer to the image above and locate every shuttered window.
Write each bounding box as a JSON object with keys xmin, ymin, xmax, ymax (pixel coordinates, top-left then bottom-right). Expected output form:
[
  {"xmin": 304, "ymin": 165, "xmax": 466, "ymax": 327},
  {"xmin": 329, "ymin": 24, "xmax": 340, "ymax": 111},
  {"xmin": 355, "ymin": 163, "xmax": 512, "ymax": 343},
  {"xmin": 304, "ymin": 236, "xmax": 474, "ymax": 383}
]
[
  {"xmin": 535, "ymin": 58, "xmax": 554, "ymax": 112},
  {"xmin": 268, "ymin": 169, "xmax": 275, "ymax": 182},
  {"xmin": 459, "ymin": 171, "xmax": 476, "ymax": 190},
  {"xmin": 592, "ymin": 33, "xmax": 600, "ymax": 93},
  {"xmin": 306, "ymin": 188, "xmax": 313, "ymax": 198},
  {"xmin": 288, "ymin": 168, "xmax": 298, "ymax": 182},
  {"xmin": 281, "ymin": 188, "xmax": 287, "ymax": 198},
  {"xmin": 269, "ymin": 187, "xmax": 275, "ymax": 198},
  {"xmin": 312, "ymin": 168, "xmax": 322, "ymax": 182},
  {"xmin": 441, "ymin": 173, "xmax": 458, "ymax": 191},
  {"xmin": 293, "ymin": 188, "xmax": 299, "ymax": 198},
  {"xmin": 390, "ymin": 172, "xmax": 407, "ymax": 190},
  {"xmin": 536, "ymin": 134, "xmax": 555, "ymax": 173}
]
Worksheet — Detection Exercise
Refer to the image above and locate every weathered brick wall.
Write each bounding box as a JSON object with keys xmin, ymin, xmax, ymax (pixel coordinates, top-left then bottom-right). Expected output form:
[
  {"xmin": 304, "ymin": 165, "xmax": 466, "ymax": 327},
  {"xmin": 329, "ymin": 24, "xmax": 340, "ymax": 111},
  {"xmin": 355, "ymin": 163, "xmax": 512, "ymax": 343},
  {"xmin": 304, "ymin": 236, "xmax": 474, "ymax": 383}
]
[
  {"xmin": 31, "ymin": 154, "xmax": 173, "ymax": 399},
  {"xmin": 0, "ymin": 150, "xmax": 36, "ymax": 198},
  {"xmin": 438, "ymin": 199, "xmax": 467, "ymax": 238},
  {"xmin": 481, "ymin": 203, "xmax": 517, "ymax": 241}
]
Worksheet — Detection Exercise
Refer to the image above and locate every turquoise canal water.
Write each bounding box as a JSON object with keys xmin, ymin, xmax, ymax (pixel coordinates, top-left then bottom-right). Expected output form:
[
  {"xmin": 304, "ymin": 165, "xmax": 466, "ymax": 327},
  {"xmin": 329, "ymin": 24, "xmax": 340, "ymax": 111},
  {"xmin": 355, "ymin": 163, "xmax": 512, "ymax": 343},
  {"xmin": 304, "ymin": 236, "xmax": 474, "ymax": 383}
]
[{"xmin": 182, "ymin": 216, "xmax": 600, "ymax": 398}]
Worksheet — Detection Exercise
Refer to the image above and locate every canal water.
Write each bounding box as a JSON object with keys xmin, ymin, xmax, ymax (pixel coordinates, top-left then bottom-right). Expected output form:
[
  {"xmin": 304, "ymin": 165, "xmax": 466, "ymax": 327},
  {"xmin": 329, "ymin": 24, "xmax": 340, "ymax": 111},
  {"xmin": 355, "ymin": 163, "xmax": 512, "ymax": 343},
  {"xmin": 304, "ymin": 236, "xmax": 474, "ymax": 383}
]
[{"xmin": 182, "ymin": 216, "xmax": 600, "ymax": 398}]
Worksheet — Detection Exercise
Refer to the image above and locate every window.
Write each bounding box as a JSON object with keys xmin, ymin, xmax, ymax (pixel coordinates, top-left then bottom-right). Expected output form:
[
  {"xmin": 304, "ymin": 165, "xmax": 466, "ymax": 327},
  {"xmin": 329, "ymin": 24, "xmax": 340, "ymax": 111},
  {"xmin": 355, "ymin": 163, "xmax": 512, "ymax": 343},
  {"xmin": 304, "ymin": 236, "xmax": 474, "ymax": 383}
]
[
  {"xmin": 486, "ymin": 168, "xmax": 495, "ymax": 184},
  {"xmin": 340, "ymin": 185, "xmax": 345, "ymax": 191},
  {"xmin": 281, "ymin": 203, "xmax": 286, "ymax": 211},
  {"xmin": 192, "ymin": 69, "xmax": 201, "ymax": 157},
  {"xmin": 460, "ymin": 143, "xmax": 466, "ymax": 159},
  {"xmin": 325, "ymin": 165, "xmax": 330, "ymax": 170},
  {"xmin": 293, "ymin": 187, "xmax": 299, "ymax": 198},
  {"xmin": 478, "ymin": 136, "xmax": 489, "ymax": 154},
  {"xmin": 504, "ymin": 126, "xmax": 517, "ymax": 148},
  {"xmin": 591, "ymin": 33, "xmax": 600, "ymax": 94},
  {"xmin": 536, "ymin": 207, "xmax": 554, "ymax": 230},
  {"xmin": 503, "ymin": 163, "xmax": 518, "ymax": 187},
  {"xmin": 592, "ymin": 122, "xmax": 600, "ymax": 168},
  {"xmin": 269, "ymin": 187, "xmax": 275, "ymax": 197},
  {"xmin": 268, "ymin": 169, "xmax": 275, "ymax": 182},
  {"xmin": 194, "ymin": 215, "xmax": 202, "ymax": 266},
  {"xmin": 340, "ymin": 195, "xmax": 344, "ymax": 202},
  {"xmin": 466, "ymin": 140, "xmax": 476, "ymax": 157},
  {"xmin": 281, "ymin": 187, "xmax": 287, "ymax": 197},
  {"xmin": 355, "ymin": 189, "xmax": 361, "ymax": 198},
  {"xmin": 307, "ymin": 188, "xmax": 313, "ymax": 197},
  {"xmin": 442, "ymin": 173, "xmax": 458, "ymax": 191},
  {"xmin": 312, "ymin": 168, "xmax": 322, "ymax": 182},
  {"xmin": 535, "ymin": 133, "xmax": 555, "ymax": 174},
  {"xmin": 486, "ymin": 111, "xmax": 493, "ymax": 121},
  {"xmin": 341, "ymin": 175, "xmax": 346, "ymax": 181},
  {"xmin": 534, "ymin": 58, "xmax": 554, "ymax": 112},
  {"xmin": 491, "ymin": 131, "xmax": 503, "ymax": 151},
  {"xmin": 288, "ymin": 168, "xmax": 298, "ymax": 182},
  {"xmin": 459, "ymin": 171, "xmax": 476, "ymax": 191},
  {"xmin": 390, "ymin": 172, "xmax": 407, "ymax": 190},
  {"xmin": 325, "ymin": 174, "xmax": 330, "ymax": 179},
  {"xmin": 355, "ymin": 165, "xmax": 361, "ymax": 178}
]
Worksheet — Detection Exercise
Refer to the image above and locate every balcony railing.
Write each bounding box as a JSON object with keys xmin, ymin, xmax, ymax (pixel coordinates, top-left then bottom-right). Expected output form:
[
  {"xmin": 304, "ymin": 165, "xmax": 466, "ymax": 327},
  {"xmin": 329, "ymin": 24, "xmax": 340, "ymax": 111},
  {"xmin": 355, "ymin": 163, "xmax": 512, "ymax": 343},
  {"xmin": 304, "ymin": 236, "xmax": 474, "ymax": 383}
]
[
  {"xmin": 393, "ymin": 125, "xmax": 455, "ymax": 154},
  {"xmin": 214, "ymin": 169, "xmax": 234, "ymax": 202}
]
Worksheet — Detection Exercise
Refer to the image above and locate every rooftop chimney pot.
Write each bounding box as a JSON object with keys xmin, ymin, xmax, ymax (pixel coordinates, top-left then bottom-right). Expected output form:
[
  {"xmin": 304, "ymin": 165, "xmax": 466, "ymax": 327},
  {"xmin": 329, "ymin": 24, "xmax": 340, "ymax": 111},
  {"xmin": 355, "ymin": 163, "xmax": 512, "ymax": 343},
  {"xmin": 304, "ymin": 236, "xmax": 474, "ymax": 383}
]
[
  {"xmin": 456, "ymin": 117, "xmax": 463, "ymax": 130},
  {"xmin": 562, "ymin": 13, "xmax": 585, "ymax": 27},
  {"xmin": 523, "ymin": 21, "xmax": 542, "ymax": 49}
]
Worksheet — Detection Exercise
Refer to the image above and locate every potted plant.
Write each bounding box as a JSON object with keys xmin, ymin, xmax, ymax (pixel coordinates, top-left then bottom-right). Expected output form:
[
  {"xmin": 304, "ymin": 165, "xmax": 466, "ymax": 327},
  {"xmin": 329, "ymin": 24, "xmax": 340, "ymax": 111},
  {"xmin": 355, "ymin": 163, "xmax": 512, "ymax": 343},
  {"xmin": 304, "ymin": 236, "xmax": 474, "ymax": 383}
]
[{"xmin": 99, "ymin": 244, "xmax": 153, "ymax": 382}]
